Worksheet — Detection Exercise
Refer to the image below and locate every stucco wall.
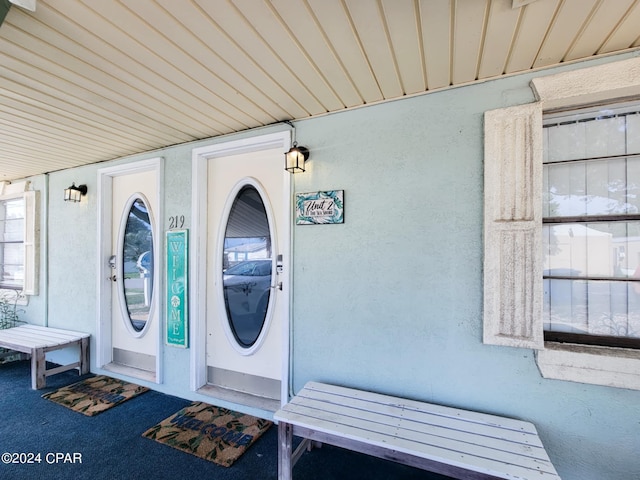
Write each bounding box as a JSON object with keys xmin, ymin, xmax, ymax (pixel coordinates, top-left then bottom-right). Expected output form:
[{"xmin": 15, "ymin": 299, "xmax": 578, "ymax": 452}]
[
  {"xmin": 288, "ymin": 55, "xmax": 640, "ymax": 480},
  {"xmin": 20, "ymin": 51, "xmax": 640, "ymax": 480}
]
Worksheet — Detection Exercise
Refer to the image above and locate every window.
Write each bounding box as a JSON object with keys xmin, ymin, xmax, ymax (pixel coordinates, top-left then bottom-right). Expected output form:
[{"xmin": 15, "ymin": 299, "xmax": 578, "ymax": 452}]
[
  {"xmin": 542, "ymin": 103, "xmax": 640, "ymax": 350},
  {"xmin": 0, "ymin": 183, "xmax": 38, "ymax": 296},
  {"xmin": 0, "ymin": 197, "xmax": 25, "ymax": 289},
  {"xmin": 483, "ymin": 56, "xmax": 640, "ymax": 390}
]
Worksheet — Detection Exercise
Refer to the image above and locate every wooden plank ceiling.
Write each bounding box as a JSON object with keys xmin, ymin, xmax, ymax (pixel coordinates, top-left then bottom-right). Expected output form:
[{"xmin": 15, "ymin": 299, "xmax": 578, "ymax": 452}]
[{"xmin": 0, "ymin": 0, "xmax": 639, "ymax": 181}]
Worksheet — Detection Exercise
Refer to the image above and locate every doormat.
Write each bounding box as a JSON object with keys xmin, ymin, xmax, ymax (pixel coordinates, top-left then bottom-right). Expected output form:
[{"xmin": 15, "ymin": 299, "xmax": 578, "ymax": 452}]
[
  {"xmin": 42, "ymin": 375, "xmax": 149, "ymax": 416},
  {"xmin": 142, "ymin": 401, "xmax": 272, "ymax": 467}
]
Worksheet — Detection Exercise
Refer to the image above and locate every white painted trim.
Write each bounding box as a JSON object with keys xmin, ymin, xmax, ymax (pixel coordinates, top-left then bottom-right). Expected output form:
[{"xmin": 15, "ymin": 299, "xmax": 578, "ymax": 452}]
[
  {"xmin": 190, "ymin": 130, "xmax": 292, "ymax": 406},
  {"xmin": 96, "ymin": 157, "xmax": 164, "ymax": 383},
  {"xmin": 9, "ymin": 0, "xmax": 36, "ymax": 12},
  {"xmin": 483, "ymin": 103, "xmax": 543, "ymax": 349},
  {"xmin": 190, "ymin": 152, "xmax": 208, "ymax": 390},
  {"xmin": 22, "ymin": 190, "xmax": 38, "ymax": 296},
  {"xmin": 536, "ymin": 344, "xmax": 640, "ymax": 391},
  {"xmin": 531, "ymin": 56, "xmax": 640, "ymax": 110}
]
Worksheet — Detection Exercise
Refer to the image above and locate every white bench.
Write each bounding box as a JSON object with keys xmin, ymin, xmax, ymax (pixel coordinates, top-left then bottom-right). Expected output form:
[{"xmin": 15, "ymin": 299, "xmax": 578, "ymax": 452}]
[
  {"xmin": 274, "ymin": 382, "xmax": 561, "ymax": 480},
  {"xmin": 0, "ymin": 324, "xmax": 89, "ymax": 389}
]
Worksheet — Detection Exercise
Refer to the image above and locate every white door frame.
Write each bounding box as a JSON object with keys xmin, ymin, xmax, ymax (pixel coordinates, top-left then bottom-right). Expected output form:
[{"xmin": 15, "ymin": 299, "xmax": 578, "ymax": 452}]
[
  {"xmin": 96, "ymin": 157, "xmax": 164, "ymax": 382},
  {"xmin": 191, "ymin": 131, "xmax": 292, "ymax": 406}
]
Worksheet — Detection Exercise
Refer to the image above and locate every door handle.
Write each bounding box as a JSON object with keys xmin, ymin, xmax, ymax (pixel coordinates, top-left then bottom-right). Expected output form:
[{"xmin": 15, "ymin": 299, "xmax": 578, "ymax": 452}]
[{"xmin": 271, "ymin": 282, "xmax": 282, "ymax": 291}]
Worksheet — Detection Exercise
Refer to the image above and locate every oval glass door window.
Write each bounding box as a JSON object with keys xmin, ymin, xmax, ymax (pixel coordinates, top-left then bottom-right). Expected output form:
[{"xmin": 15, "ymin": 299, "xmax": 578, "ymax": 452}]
[
  {"xmin": 222, "ymin": 186, "xmax": 272, "ymax": 348},
  {"xmin": 122, "ymin": 198, "xmax": 154, "ymax": 332}
]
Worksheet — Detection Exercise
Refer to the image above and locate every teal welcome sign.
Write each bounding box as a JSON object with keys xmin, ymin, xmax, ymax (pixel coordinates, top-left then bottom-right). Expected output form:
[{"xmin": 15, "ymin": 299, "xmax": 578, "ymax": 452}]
[{"xmin": 166, "ymin": 229, "xmax": 188, "ymax": 347}]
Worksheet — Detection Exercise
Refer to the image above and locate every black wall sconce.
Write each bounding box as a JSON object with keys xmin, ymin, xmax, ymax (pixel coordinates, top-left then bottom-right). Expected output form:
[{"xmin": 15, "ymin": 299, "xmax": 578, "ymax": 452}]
[
  {"xmin": 285, "ymin": 142, "xmax": 310, "ymax": 173},
  {"xmin": 64, "ymin": 183, "xmax": 87, "ymax": 203}
]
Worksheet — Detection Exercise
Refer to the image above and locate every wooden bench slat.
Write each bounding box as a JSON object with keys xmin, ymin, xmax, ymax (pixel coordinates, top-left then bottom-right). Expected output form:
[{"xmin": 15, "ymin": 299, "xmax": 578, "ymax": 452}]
[
  {"xmin": 18, "ymin": 324, "xmax": 90, "ymax": 337},
  {"xmin": 0, "ymin": 329, "xmax": 84, "ymax": 348},
  {"xmin": 304, "ymin": 382, "xmax": 535, "ymax": 434},
  {"xmin": 286, "ymin": 396, "xmax": 546, "ymax": 459},
  {"xmin": 278, "ymin": 404, "xmax": 557, "ymax": 478},
  {"xmin": 295, "ymin": 389, "xmax": 543, "ymax": 448},
  {"xmin": 2, "ymin": 325, "xmax": 89, "ymax": 343},
  {"xmin": 0, "ymin": 335, "xmax": 37, "ymax": 352},
  {"xmin": 275, "ymin": 382, "xmax": 561, "ymax": 480},
  {"xmin": 0, "ymin": 333, "xmax": 67, "ymax": 349}
]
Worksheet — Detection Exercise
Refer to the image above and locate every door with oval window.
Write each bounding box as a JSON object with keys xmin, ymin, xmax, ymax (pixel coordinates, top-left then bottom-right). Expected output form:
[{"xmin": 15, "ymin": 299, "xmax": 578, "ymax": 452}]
[
  {"xmin": 205, "ymin": 144, "xmax": 289, "ymax": 410},
  {"xmin": 107, "ymin": 167, "xmax": 159, "ymax": 382}
]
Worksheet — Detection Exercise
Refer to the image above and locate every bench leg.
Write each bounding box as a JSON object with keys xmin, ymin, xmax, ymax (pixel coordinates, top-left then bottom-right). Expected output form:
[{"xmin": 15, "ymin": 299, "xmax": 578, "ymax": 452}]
[
  {"xmin": 31, "ymin": 348, "xmax": 46, "ymax": 389},
  {"xmin": 79, "ymin": 337, "xmax": 89, "ymax": 374},
  {"xmin": 278, "ymin": 422, "xmax": 293, "ymax": 480}
]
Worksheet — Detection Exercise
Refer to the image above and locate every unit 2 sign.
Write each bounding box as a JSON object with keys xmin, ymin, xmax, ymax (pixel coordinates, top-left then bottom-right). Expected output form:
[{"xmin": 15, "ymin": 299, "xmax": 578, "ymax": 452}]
[{"xmin": 295, "ymin": 190, "xmax": 344, "ymax": 225}]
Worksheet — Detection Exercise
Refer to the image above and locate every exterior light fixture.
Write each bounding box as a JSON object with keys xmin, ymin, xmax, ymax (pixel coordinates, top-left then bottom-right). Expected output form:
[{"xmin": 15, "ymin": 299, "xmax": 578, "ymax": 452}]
[
  {"xmin": 64, "ymin": 183, "xmax": 87, "ymax": 203},
  {"xmin": 285, "ymin": 142, "xmax": 310, "ymax": 173}
]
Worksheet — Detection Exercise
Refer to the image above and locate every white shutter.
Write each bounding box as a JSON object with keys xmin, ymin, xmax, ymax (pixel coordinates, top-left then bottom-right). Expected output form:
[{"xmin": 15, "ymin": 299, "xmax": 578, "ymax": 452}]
[
  {"xmin": 483, "ymin": 103, "xmax": 543, "ymax": 349},
  {"xmin": 22, "ymin": 190, "xmax": 38, "ymax": 295}
]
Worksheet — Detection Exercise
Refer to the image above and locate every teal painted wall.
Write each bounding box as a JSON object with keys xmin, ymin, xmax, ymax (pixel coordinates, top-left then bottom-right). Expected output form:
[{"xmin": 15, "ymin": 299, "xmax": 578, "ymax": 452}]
[
  {"xmin": 19, "ymin": 51, "xmax": 640, "ymax": 479},
  {"xmin": 288, "ymin": 53, "xmax": 640, "ymax": 480}
]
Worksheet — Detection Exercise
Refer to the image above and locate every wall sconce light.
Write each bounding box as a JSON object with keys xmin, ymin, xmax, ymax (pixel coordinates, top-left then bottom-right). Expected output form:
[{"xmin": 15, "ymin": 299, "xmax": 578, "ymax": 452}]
[
  {"xmin": 64, "ymin": 183, "xmax": 87, "ymax": 203},
  {"xmin": 285, "ymin": 142, "xmax": 310, "ymax": 173}
]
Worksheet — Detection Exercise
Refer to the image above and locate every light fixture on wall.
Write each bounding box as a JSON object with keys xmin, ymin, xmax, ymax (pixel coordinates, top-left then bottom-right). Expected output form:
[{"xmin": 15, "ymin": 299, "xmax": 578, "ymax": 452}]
[
  {"xmin": 285, "ymin": 142, "xmax": 310, "ymax": 173},
  {"xmin": 64, "ymin": 183, "xmax": 87, "ymax": 203},
  {"xmin": 284, "ymin": 120, "xmax": 310, "ymax": 174}
]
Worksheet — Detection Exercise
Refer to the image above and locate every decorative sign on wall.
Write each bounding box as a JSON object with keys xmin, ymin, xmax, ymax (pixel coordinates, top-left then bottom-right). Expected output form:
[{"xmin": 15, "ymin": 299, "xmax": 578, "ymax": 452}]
[
  {"xmin": 295, "ymin": 190, "xmax": 344, "ymax": 225},
  {"xmin": 166, "ymin": 229, "xmax": 188, "ymax": 348}
]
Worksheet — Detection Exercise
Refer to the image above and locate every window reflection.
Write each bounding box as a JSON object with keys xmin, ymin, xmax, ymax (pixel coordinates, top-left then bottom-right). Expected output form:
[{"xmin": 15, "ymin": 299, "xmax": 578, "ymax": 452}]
[
  {"xmin": 542, "ymin": 106, "xmax": 640, "ymax": 342},
  {"xmin": 222, "ymin": 186, "xmax": 272, "ymax": 348},
  {"xmin": 122, "ymin": 198, "xmax": 153, "ymax": 332}
]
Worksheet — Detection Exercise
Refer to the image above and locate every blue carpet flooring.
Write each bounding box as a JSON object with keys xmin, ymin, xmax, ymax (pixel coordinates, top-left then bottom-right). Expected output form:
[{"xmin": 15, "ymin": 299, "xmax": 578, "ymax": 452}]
[{"xmin": 0, "ymin": 360, "xmax": 448, "ymax": 479}]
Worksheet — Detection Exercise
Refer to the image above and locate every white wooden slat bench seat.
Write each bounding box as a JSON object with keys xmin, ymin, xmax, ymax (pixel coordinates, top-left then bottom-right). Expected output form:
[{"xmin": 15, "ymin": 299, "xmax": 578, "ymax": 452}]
[
  {"xmin": 274, "ymin": 382, "xmax": 561, "ymax": 480},
  {"xmin": 0, "ymin": 324, "xmax": 89, "ymax": 389}
]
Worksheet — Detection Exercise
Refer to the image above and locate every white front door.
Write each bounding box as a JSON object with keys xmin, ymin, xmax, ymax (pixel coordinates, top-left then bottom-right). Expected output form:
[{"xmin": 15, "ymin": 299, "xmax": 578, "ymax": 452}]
[
  {"xmin": 98, "ymin": 159, "xmax": 162, "ymax": 383},
  {"xmin": 193, "ymin": 132, "xmax": 290, "ymax": 410}
]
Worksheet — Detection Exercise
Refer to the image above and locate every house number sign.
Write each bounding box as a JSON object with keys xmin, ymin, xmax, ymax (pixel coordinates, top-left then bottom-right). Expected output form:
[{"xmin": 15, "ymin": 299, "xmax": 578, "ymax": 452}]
[{"xmin": 166, "ymin": 229, "xmax": 188, "ymax": 347}]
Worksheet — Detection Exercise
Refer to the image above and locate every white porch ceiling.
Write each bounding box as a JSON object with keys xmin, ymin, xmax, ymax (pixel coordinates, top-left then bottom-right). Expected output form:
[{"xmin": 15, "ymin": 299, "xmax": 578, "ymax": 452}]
[{"xmin": 1, "ymin": 0, "xmax": 639, "ymax": 181}]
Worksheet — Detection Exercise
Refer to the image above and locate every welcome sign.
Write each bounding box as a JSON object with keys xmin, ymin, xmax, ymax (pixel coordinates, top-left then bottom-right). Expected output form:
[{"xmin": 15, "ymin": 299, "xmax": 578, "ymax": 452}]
[{"xmin": 166, "ymin": 229, "xmax": 188, "ymax": 347}]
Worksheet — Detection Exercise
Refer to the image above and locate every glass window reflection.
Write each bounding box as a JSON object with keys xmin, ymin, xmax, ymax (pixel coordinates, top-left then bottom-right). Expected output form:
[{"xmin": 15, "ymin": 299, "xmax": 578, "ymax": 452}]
[
  {"xmin": 222, "ymin": 186, "xmax": 272, "ymax": 348},
  {"xmin": 543, "ymin": 105, "xmax": 640, "ymax": 343},
  {"xmin": 122, "ymin": 198, "xmax": 154, "ymax": 332}
]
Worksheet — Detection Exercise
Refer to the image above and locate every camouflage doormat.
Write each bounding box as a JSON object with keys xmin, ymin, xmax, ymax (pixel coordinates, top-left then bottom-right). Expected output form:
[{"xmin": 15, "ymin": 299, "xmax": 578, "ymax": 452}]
[
  {"xmin": 42, "ymin": 375, "xmax": 149, "ymax": 416},
  {"xmin": 142, "ymin": 401, "xmax": 272, "ymax": 467}
]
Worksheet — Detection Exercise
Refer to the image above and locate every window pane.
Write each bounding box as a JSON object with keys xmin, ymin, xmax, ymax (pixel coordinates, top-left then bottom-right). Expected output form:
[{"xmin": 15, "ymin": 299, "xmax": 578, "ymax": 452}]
[
  {"xmin": 544, "ymin": 157, "xmax": 640, "ymax": 217},
  {"xmin": 0, "ymin": 243, "xmax": 24, "ymax": 288},
  {"xmin": 122, "ymin": 198, "xmax": 154, "ymax": 332},
  {"xmin": 544, "ymin": 279, "xmax": 640, "ymax": 339},
  {"xmin": 547, "ymin": 121, "xmax": 586, "ymax": 162},
  {"xmin": 543, "ymin": 103, "xmax": 640, "ymax": 346},
  {"xmin": 627, "ymin": 113, "xmax": 640, "ymax": 155},
  {"xmin": 584, "ymin": 115, "xmax": 625, "ymax": 157},
  {"xmin": 543, "ymin": 278, "xmax": 587, "ymax": 333},
  {"xmin": 222, "ymin": 186, "xmax": 272, "ymax": 348},
  {"xmin": 544, "ymin": 222, "xmax": 640, "ymax": 278},
  {"xmin": 0, "ymin": 198, "xmax": 25, "ymax": 289}
]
